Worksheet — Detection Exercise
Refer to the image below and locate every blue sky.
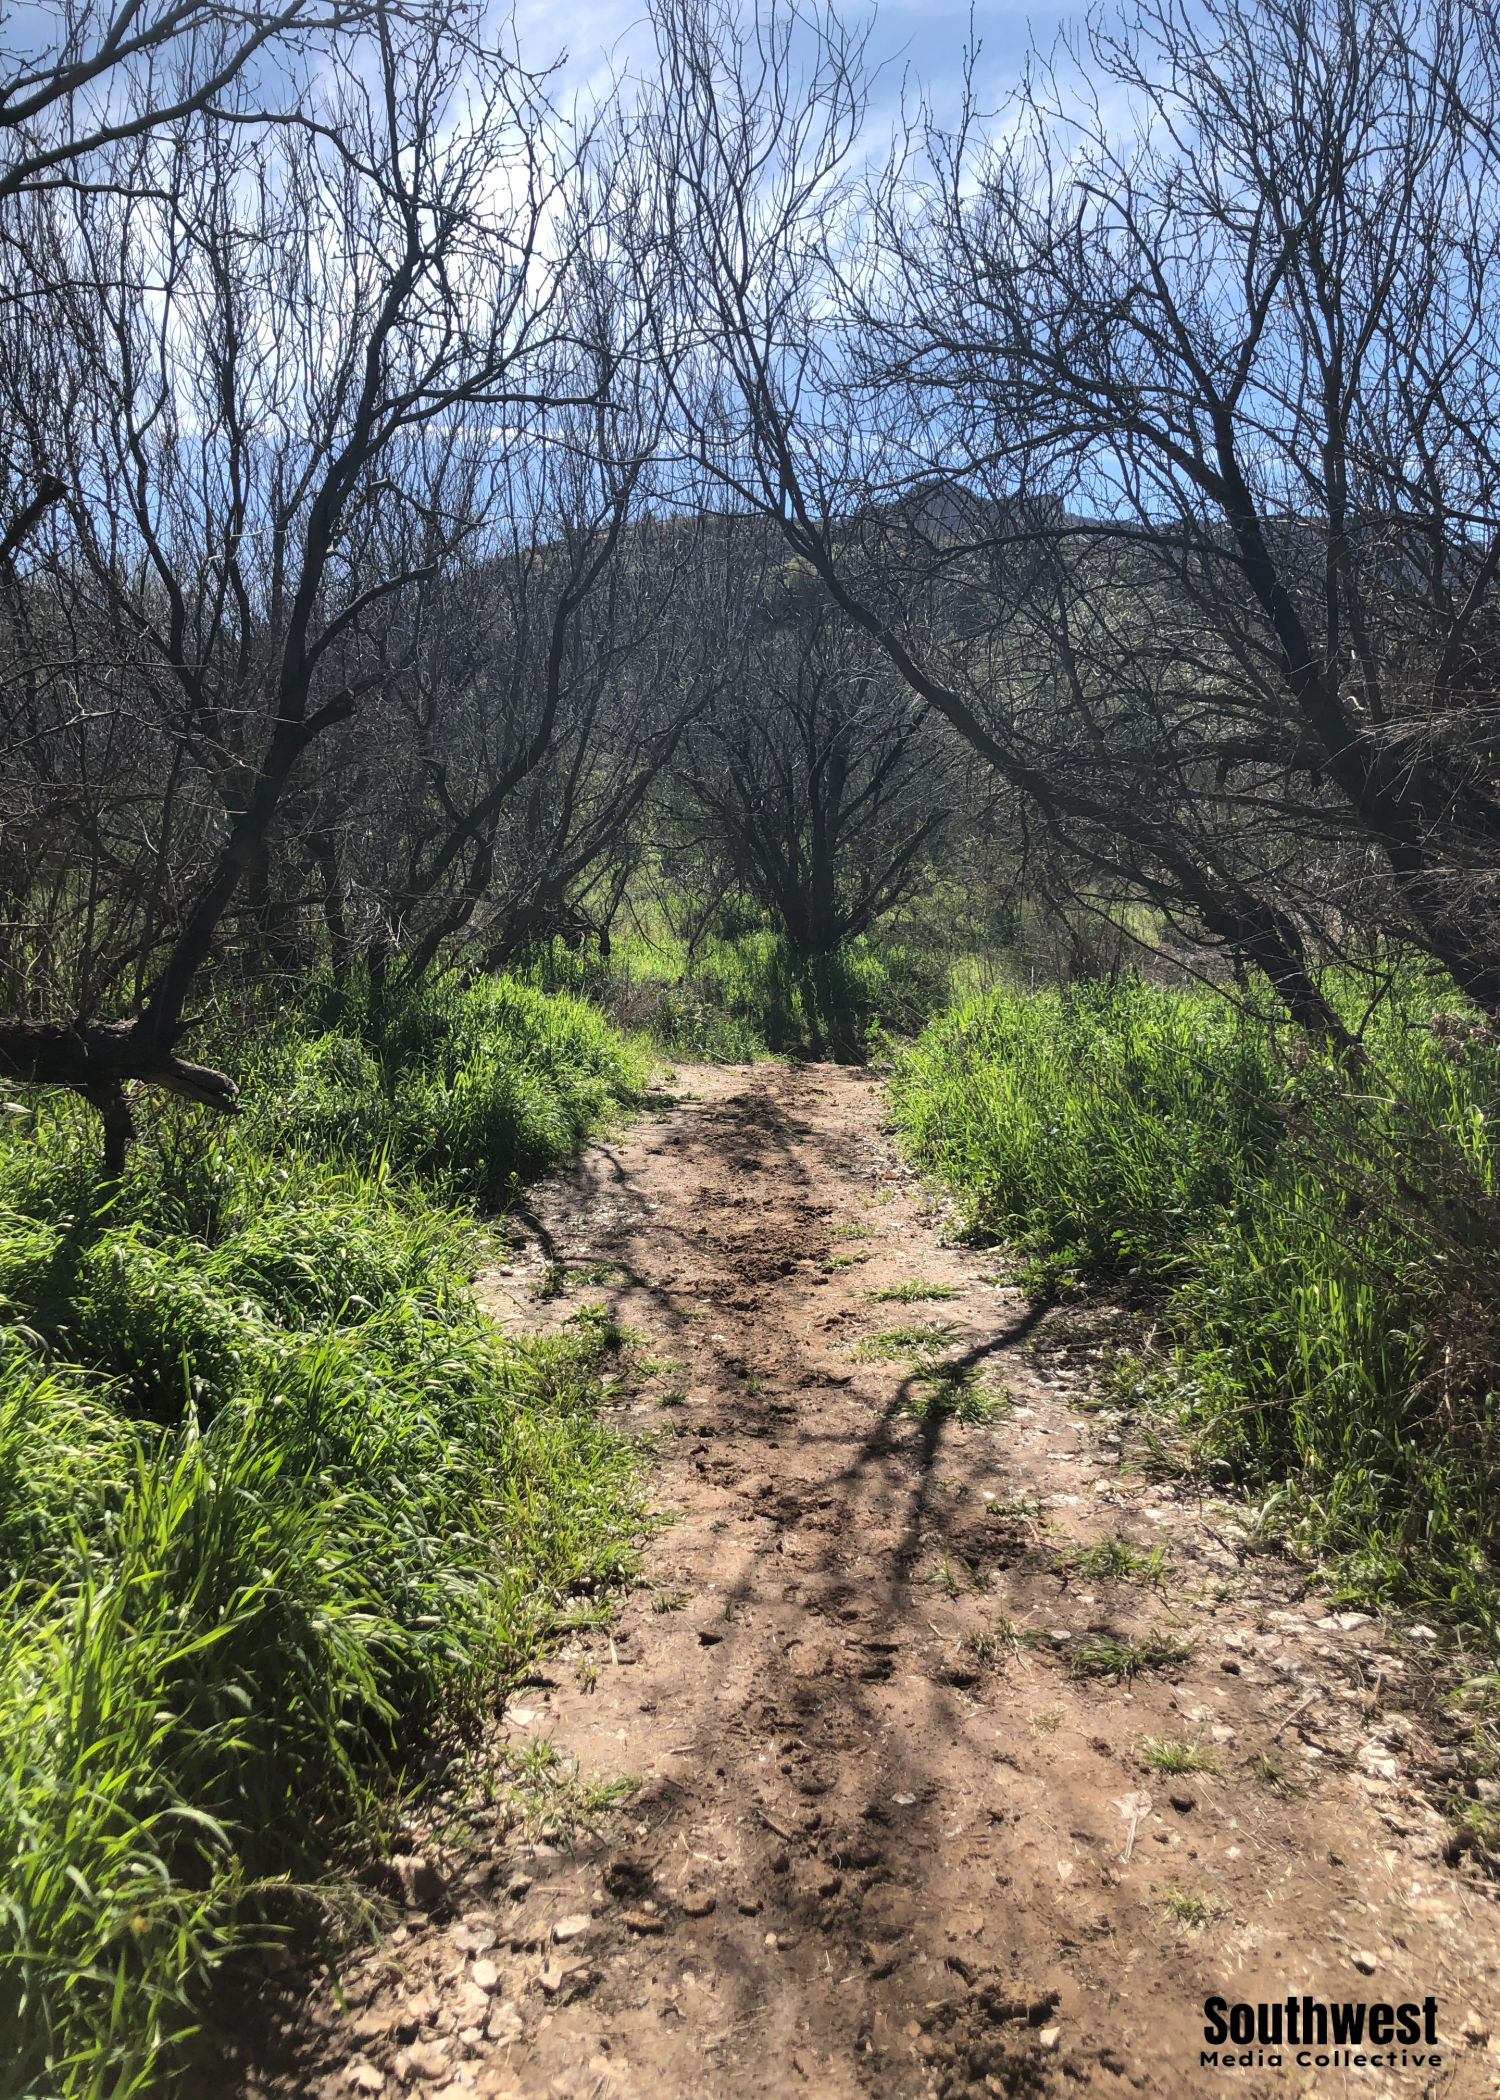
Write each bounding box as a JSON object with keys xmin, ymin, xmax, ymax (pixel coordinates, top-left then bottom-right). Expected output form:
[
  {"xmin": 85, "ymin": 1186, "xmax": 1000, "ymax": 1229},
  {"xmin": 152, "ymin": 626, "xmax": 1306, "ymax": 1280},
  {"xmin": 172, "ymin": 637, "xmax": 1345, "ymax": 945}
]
[{"xmin": 507, "ymin": 0, "xmax": 1072, "ymax": 124}]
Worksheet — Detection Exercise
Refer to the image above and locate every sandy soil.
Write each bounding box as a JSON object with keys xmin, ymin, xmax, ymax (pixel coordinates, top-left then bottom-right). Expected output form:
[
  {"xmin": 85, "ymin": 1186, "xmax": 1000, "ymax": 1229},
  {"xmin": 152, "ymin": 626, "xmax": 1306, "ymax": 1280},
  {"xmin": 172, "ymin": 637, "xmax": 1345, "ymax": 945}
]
[{"xmin": 232, "ymin": 1062, "xmax": 1500, "ymax": 2100}]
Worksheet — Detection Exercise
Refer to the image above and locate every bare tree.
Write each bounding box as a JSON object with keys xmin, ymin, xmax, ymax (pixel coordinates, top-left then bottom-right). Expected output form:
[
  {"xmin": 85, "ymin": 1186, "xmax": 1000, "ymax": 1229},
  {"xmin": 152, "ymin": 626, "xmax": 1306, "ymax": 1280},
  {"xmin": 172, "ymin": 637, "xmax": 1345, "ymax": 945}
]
[
  {"xmin": 669, "ymin": 550, "xmax": 952, "ymax": 965},
  {"xmin": 0, "ymin": 0, "xmax": 368, "ymax": 204},
  {"xmin": 642, "ymin": 0, "xmax": 1500, "ymax": 1033},
  {"xmin": 0, "ymin": 1, "xmax": 620, "ymax": 1167},
  {"xmin": 322, "ymin": 475, "xmax": 729, "ymax": 990}
]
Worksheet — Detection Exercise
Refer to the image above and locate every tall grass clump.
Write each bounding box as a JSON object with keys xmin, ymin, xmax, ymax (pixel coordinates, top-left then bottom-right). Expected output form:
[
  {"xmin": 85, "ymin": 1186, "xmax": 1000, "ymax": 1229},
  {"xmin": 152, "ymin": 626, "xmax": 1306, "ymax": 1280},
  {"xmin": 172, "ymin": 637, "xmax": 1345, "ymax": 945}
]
[
  {"xmin": 891, "ymin": 979, "xmax": 1500, "ymax": 1635},
  {"xmin": 280, "ymin": 969, "xmax": 648, "ymax": 1204},
  {"xmin": 0, "ymin": 976, "xmax": 648, "ymax": 2096},
  {"xmin": 890, "ymin": 980, "xmax": 1282, "ymax": 1283},
  {"xmin": 516, "ymin": 925, "xmax": 949, "ymax": 1062}
]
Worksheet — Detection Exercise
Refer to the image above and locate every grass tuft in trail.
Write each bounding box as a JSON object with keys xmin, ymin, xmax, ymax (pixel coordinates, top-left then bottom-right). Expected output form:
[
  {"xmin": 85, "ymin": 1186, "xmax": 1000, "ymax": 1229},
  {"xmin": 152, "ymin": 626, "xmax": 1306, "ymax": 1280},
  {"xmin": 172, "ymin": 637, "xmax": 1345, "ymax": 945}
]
[
  {"xmin": 1138, "ymin": 1736, "xmax": 1218, "ymax": 1774},
  {"xmin": 1067, "ymin": 1630, "xmax": 1195, "ymax": 1680},
  {"xmin": 865, "ymin": 1279, "xmax": 959, "ymax": 1302},
  {"xmin": 894, "ymin": 1363, "xmax": 1004, "ymax": 1424},
  {"xmin": 853, "ymin": 1321, "xmax": 962, "ymax": 1361},
  {"xmin": 1054, "ymin": 1537, "xmax": 1169, "ymax": 1587}
]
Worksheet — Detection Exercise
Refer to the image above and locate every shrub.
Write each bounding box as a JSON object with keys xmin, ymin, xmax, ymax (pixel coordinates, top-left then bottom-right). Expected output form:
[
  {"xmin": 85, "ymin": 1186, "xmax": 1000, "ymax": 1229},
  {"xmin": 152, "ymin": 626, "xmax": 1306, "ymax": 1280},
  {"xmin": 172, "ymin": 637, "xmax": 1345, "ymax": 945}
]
[
  {"xmin": 0, "ymin": 972, "xmax": 648, "ymax": 2095},
  {"xmin": 892, "ymin": 979, "xmax": 1500, "ymax": 1635}
]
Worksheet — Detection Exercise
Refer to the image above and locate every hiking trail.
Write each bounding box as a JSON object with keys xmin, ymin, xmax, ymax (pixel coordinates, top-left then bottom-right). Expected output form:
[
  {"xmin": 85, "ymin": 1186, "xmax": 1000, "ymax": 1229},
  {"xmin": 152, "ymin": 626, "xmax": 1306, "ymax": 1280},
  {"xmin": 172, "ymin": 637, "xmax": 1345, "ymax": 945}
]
[{"xmin": 234, "ymin": 1062, "xmax": 1500, "ymax": 2099}]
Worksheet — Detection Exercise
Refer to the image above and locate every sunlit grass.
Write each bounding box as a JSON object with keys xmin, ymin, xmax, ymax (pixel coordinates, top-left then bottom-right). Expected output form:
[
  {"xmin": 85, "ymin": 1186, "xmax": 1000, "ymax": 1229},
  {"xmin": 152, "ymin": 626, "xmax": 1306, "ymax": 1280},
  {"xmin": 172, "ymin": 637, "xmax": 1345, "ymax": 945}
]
[{"xmin": 0, "ymin": 974, "xmax": 649, "ymax": 2093}]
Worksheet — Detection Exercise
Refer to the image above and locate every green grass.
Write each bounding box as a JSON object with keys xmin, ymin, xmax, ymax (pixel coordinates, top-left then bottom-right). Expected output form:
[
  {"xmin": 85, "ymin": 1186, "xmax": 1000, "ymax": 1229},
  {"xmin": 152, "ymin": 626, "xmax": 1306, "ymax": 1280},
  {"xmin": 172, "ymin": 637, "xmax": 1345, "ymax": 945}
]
[
  {"xmin": 1162, "ymin": 1887, "xmax": 1214, "ymax": 1927},
  {"xmin": 893, "ymin": 1363, "xmax": 1004, "ymax": 1424},
  {"xmin": 852, "ymin": 1321, "xmax": 962, "ymax": 1361},
  {"xmin": 515, "ymin": 924, "xmax": 950, "ymax": 1063},
  {"xmin": 1138, "ymin": 1736, "xmax": 1218, "ymax": 1774},
  {"xmin": 1066, "ymin": 1630, "xmax": 1195, "ymax": 1680},
  {"xmin": 1054, "ymin": 1538, "xmax": 1169, "ymax": 1587},
  {"xmin": 865, "ymin": 1279, "xmax": 959, "ymax": 1302},
  {"xmin": 891, "ymin": 977, "xmax": 1500, "ymax": 1642},
  {"xmin": 0, "ymin": 973, "xmax": 649, "ymax": 2095}
]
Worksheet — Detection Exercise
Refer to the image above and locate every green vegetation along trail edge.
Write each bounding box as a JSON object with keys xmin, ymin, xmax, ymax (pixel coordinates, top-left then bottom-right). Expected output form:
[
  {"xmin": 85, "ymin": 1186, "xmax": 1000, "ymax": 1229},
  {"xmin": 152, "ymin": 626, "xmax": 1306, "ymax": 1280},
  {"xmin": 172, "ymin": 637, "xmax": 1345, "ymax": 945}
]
[{"xmin": 225, "ymin": 1065, "xmax": 1500, "ymax": 2099}]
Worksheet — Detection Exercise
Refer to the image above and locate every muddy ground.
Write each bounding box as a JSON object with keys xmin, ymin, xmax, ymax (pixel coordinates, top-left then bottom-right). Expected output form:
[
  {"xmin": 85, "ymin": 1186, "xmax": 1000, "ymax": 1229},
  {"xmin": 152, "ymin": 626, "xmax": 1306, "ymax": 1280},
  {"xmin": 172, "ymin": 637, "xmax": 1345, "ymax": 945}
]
[{"xmin": 230, "ymin": 1062, "xmax": 1500, "ymax": 2099}]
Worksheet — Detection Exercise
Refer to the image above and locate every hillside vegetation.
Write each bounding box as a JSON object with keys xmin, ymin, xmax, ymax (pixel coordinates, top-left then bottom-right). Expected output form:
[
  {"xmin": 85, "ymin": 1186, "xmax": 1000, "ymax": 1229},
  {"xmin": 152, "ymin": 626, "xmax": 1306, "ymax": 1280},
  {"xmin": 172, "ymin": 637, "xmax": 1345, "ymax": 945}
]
[
  {"xmin": 0, "ymin": 979, "xmax": 646, "ymax": 2098},
  {"xmin": 892, "ymin": 980, "xmax": 1500, "ymax": 1636}
]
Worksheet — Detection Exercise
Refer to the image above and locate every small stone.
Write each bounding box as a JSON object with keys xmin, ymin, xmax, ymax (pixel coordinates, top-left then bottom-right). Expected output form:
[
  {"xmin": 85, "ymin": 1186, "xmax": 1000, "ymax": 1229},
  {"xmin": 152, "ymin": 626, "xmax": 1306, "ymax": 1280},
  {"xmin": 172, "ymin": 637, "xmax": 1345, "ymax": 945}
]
[
  {"xmin": 472, "ymin": 1959, "xmax": 501, "ymax": 1993},
  {"xmin": 737, "ymin": 1897, "xmax": 762, "ymax": 1915},
  {"xmin": 1210, "ymin": 1725, "xmax": 1236, "ymax": 1744},
  {"xmin": 764, "ymin": 1931, "xmax": 779, "ymax": 1949},
  {"xmin": 1038, "ymin": 2027, "xmax": 1061, "ymax": 2053},
  {"xmin": 1461, "ymin": 2010, "xmax": 1490, "ymax": 2045},
  {"xmin": 390, "ymin": 1854, "xmax": 447, "ymax": 1911},
  {"xmin": 505, "ymin": 1874, "xmax": 534, "ymax": 1901},
  {"xmin": 622, "ymin": 1909, "xmax": 665, "ymax": 1934},
  {"xmin": 1407, "ymin": 1623, "xmax": 1437, "ymax": 1642},
  {"xmin": 1351, "ymin": 1950, "xmax": 1379, "ymax": 1975},
  {"xmin": 485, "ymin": 2001, "xmax": 522, "ymax": 2043},
  {"xmin": 345, "ymin": 2066, "xmax": 385, "ymax": 2094},
  {"xmin": 538, "ymin": 1961, "xmax": 567, "ymax": 1995},
  {"xmin": 1169, "ymin": 1793, "xmax": 1196, "ymax": 1814},
  {"xmin": 1219, "ymin": 1659, "xmax": 1241, "ymax": 1675},
  {"xmin": 553, "ymin": 1915, "xmax": 591, "ymax": 1944},
  {"xmin": 698, "ymin": 1629, "xmax": 724, "ymax": 1646},
  {"xmin": 403, "ymin": 2040, "xmax": 450, "ymax": 2082},
  {"xmin": 680, "ymin": 1889, "xmax": 717, "ymax": 1917}
]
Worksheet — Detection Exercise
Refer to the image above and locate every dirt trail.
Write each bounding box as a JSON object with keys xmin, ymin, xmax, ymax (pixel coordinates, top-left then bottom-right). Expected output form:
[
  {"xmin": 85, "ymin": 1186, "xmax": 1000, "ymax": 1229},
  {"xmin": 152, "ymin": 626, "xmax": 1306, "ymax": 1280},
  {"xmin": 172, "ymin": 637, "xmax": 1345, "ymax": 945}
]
[{"xmin": 243, "ymin": 1062, "xmax": 1500, "ymax": 2100}]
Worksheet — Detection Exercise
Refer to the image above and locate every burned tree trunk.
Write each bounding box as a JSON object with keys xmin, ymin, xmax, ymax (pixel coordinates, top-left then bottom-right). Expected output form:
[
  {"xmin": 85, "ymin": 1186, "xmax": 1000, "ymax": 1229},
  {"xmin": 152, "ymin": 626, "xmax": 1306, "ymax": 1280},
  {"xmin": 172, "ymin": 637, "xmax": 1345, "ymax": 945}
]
[{"xmin": 0, "ymin": 1019, "xmax": 239, "ymax": 1107}]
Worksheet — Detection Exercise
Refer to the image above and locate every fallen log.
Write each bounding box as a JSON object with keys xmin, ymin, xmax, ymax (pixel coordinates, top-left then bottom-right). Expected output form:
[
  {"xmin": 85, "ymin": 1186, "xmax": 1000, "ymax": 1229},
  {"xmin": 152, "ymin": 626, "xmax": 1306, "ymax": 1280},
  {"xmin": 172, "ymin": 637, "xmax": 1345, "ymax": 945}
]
[{"xmin": 0, "ymin": 1020, "xmax": 238, "ymax": 1111}]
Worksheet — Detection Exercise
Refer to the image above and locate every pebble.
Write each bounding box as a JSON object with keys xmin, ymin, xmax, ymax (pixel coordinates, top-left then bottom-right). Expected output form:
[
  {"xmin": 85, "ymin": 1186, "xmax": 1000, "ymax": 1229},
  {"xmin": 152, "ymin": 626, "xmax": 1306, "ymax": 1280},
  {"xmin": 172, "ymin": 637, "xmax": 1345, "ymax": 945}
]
[
  {"xmin": 401, "ymin": 2040, "xmax": 450, "ymax": 2081},
  {"xmin": 680, "ymin": 1890, "xmax": 717, "ymax": 1917},
  {"xmin": 553, "ymin": 1915, "xmax": 591, "ymax": 1943},
  {"xmin": 389, "ymin": 1854, "xmax": 447, "ymax": 1911},
  {"xmin": 472, "ymin": 1958, "xmax": 501, "ymax": 1992}
]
